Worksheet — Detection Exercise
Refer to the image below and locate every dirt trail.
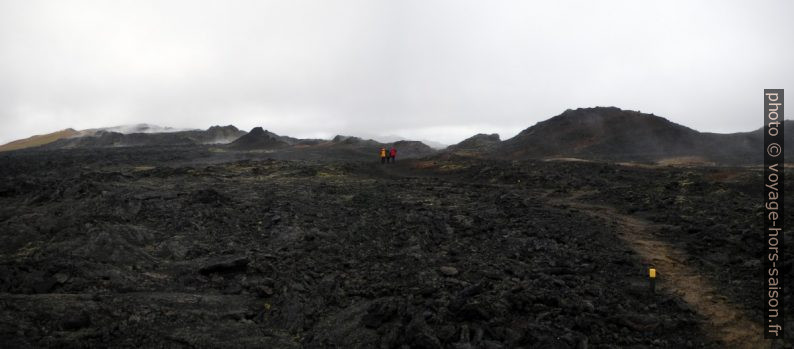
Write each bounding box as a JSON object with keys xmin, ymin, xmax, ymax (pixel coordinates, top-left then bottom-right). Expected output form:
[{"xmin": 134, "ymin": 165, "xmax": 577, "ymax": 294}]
[{"xmin": 548, "ymin": 191, "xmax": 766, "ymax": 349}]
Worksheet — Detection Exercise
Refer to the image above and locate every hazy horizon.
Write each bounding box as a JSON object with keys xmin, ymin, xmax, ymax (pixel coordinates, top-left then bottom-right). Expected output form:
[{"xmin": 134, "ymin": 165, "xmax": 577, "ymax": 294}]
[
  {"xmin": 1, "ymin": 0, "xmax": 792, "ymax": 145},
  {"xmin": 5, "ymin": 104, "xmax": 792, "ymax": 148}
]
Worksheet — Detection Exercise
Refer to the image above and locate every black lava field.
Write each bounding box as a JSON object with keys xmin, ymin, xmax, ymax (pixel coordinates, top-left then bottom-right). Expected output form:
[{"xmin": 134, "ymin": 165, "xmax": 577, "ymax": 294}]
[{"xmin": 0, "ymin": 146, "xmax": 791, "ymax": 348}]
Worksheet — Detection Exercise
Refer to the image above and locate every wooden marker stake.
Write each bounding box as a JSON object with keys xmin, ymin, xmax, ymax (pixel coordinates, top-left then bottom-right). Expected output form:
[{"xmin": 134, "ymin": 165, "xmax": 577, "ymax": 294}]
[{"xmin": 649, "ymin": 268, "xmax": 657, "ymax": 294}]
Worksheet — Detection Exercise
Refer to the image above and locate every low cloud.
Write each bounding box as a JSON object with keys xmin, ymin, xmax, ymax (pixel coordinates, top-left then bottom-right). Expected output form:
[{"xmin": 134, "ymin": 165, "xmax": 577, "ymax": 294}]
[{"xmin": 0, "ymin": 0, "xmax": 792, "ymax": 145}]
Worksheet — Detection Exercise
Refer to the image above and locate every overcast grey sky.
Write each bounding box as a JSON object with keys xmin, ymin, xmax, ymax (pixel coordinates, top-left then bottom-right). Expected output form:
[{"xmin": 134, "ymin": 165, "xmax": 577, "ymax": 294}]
[{"xmin": 0, "ymin": 0, "xmax": 792, "ymax": 145}]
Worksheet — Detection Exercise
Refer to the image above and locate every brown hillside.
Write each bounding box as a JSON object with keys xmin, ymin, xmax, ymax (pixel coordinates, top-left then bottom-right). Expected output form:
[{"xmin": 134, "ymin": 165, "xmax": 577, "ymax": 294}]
[{"xmin": 0, "ymin": 129, "xmax": 79, "ymax": 152}]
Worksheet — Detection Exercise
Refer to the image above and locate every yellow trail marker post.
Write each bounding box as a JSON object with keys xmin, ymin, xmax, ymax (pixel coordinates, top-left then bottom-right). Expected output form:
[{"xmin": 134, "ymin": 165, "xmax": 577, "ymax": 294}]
[{"xmin": 649, "ymin": 268, "xmax": 657, "ymax": 294}]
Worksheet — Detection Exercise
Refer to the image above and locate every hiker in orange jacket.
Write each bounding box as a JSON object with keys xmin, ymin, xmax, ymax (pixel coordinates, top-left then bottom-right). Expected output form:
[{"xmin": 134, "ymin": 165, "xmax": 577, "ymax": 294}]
[
  {"xmin": 380, "ymin": 147, "xmax": 387, "ymax": 164},
  {"xmin": 389, "ymin": 147, "xmax": 397, "ymax": 163}
]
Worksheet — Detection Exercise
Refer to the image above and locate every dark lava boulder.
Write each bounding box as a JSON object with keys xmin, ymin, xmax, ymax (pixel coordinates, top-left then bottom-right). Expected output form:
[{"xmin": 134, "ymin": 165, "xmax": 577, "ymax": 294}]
[
  {"xmin": 228, "ymin": 127, "xmax": 290, "ymax": 150},
  {"xmin": 199, "ymin": 255, "xmax": 249, "ymax": 275}
]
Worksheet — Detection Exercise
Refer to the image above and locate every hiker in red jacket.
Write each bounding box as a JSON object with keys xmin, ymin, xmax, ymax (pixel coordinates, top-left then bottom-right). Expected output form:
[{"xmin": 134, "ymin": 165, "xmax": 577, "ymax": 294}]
[{"xmin": 389, "ymin": 147, "xmax": 397, "ymax": 163}]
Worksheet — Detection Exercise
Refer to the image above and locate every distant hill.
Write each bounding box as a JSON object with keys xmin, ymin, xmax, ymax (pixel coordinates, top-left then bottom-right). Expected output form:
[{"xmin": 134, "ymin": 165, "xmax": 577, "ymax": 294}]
[
  {"xmin": 0, "ymin": 124, "xmax": 436, "ymax": 161},
  {"xmin": 180, "ymin": 125, "xmax": 246, "ymax": 144},
  {"xmin": 368, "ymin": 134, "xmax": 447, "ymax": 149},
  {"xmin": 497, "ymin": 107, "xmax": 701, "ymax": 160},
  {"xmin": 227, "ymin": 127, "xmax": 290, "ymax": 150},
  {"xmin": 489, "ymin": 107, "xmax": 791, "ymax": 164},
  {"xmin": 393, "ymin": 140, "xmax": 435, "ymax": 157},
  {"xmin": 43, "ymin": 125, "xmax": 245, "ymax": 149},
  {"xmin": 257, "ymin": 135, "xmax": 436, "ymax": 161},
  {"xmin": 0, "ymin": 129, "xmax": 80, "ymax": 152},
  {"xmin": 5, "ymin": 108, "xmax": 789, "ymax": 164},
  {"xmin": 325, "ymin": 136, "xmax": 434, "ymax": 156},
  {"xmin": 446, "ymin": 133, "xmax": 500, "ymax": 153},
  {"xmin": 329, "ymin": 135, "xmax": 381, "ymax": 148},
  {"xmin": 44, "ymin": 131, "xmax": 196, "ymax": 149}
]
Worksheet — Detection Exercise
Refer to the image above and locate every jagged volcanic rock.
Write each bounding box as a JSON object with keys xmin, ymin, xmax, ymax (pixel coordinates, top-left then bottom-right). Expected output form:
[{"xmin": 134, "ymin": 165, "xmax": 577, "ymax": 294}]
[{"xmin": 0, "ymin": 148, "xmax": 779, "ymax": 347}]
